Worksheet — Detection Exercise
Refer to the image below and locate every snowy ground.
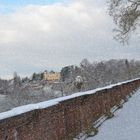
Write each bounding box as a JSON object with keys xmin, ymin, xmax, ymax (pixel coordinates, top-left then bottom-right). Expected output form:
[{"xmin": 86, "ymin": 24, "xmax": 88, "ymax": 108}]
[
  {"xmin": 0, "ymin": 94, "xmax": 9, "ymax": 112},
  {"xmin": 0, "ymin": 94, "xmax": 6, "ymax": 102},
  {"xmin": 87, "ymin": 88, "xmax": 140, "ymax": 140}
]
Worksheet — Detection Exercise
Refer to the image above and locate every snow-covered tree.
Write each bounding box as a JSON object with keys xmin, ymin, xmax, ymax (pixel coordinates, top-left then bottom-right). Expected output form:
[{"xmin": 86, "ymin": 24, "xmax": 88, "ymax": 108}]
[
  {"xmin": 74, "ymin": 76, "xmax": 83, "ymax": 92},
  {"xmin": 109, "ymin": 0, "xmax": 140, "ymax": 43}
]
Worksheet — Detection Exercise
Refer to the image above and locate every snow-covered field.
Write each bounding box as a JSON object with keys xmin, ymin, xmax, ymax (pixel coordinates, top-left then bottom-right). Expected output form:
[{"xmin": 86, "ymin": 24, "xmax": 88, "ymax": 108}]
[
  {"xmin": 87, "ymin": 88, "xmax": 140, "ymax": 140},
  {"xmin": 0, "ymin": 94, "xmax": 6, "ymax": 102}
]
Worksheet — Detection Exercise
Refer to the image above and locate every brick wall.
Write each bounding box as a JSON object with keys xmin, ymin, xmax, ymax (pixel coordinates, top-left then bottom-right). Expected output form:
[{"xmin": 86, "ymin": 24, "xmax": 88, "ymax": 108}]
[{"xmin": 0, "ymin": 79, "xmax": 140, "ymax": 140}]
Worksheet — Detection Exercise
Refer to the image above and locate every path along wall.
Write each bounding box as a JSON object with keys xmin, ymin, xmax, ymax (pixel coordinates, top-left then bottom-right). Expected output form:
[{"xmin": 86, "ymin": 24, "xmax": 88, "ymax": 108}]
[{"xmin": 0, "ymin": 78, "xmax": 140, "ymax": 140}]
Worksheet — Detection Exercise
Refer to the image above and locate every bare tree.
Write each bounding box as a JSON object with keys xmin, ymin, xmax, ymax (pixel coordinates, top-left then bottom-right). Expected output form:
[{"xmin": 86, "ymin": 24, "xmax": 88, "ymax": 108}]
[
  {"xmin": 13, "ymin": 72, "xmax": 22, "ymax": 88},
  {"xmin": 108, "ymin": 0, "xmax": 140, "ymax": 43}
]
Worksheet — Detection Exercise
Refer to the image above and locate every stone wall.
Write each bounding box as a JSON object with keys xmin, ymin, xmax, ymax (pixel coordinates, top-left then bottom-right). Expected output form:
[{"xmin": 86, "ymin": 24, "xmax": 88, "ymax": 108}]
[{"xmin": 0, "ymin": 79, "xmax": 140, "ymax": 140}]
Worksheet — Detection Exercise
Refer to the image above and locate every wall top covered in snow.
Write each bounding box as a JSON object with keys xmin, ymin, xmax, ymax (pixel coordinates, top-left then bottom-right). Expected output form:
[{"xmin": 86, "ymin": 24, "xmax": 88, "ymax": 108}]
[{"xmin": 0, "ymin": 78, "xmax": 140, "ymax": 121}]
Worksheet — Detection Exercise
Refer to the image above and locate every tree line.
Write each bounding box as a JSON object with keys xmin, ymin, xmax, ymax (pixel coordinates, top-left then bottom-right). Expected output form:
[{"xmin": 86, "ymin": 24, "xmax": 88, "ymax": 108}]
[{"xmin": 60, "ymin": 59, "xmax": 140, "ymax": 94}]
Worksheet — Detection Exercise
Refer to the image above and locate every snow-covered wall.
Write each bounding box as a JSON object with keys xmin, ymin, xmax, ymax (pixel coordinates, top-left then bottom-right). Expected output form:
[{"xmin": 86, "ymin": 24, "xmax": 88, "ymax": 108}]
[{"xmin": 0, "ymin": 78, "xmax": 140, "ymax": 140}]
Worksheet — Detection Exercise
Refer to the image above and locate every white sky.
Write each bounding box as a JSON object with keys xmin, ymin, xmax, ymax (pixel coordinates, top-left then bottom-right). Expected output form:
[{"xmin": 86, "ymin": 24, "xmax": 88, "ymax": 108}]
[{"xmin": 0, "ymin": 0, "xmax": 140, "ymax": 79}]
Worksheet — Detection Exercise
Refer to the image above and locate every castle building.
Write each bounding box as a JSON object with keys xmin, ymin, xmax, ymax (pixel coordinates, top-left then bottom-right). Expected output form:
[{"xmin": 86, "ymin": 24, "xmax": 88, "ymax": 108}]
[{"xmin": 43, "ymin": 71, "xmax": 60, "ymax": 81}]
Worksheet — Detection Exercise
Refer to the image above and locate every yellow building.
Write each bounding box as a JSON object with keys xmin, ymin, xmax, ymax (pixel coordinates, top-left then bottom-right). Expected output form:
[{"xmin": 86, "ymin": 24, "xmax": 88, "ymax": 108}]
[{"xmin": 43, "ymin": 71, "xmax": 60, "ymax": 81}]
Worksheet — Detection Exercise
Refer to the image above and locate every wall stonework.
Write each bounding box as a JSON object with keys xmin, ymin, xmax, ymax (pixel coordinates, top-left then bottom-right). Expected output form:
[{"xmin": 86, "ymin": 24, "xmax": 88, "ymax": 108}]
[{"xmin": 0, "ymin": 79, "xmax": 140, "ymax": 140}]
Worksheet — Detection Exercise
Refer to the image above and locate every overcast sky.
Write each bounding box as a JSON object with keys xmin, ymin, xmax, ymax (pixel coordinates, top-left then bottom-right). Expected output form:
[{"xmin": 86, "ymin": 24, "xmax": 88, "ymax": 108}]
[{"xmin": 0, "ymin": 0, "xmax": 140, "ymax": 79}]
